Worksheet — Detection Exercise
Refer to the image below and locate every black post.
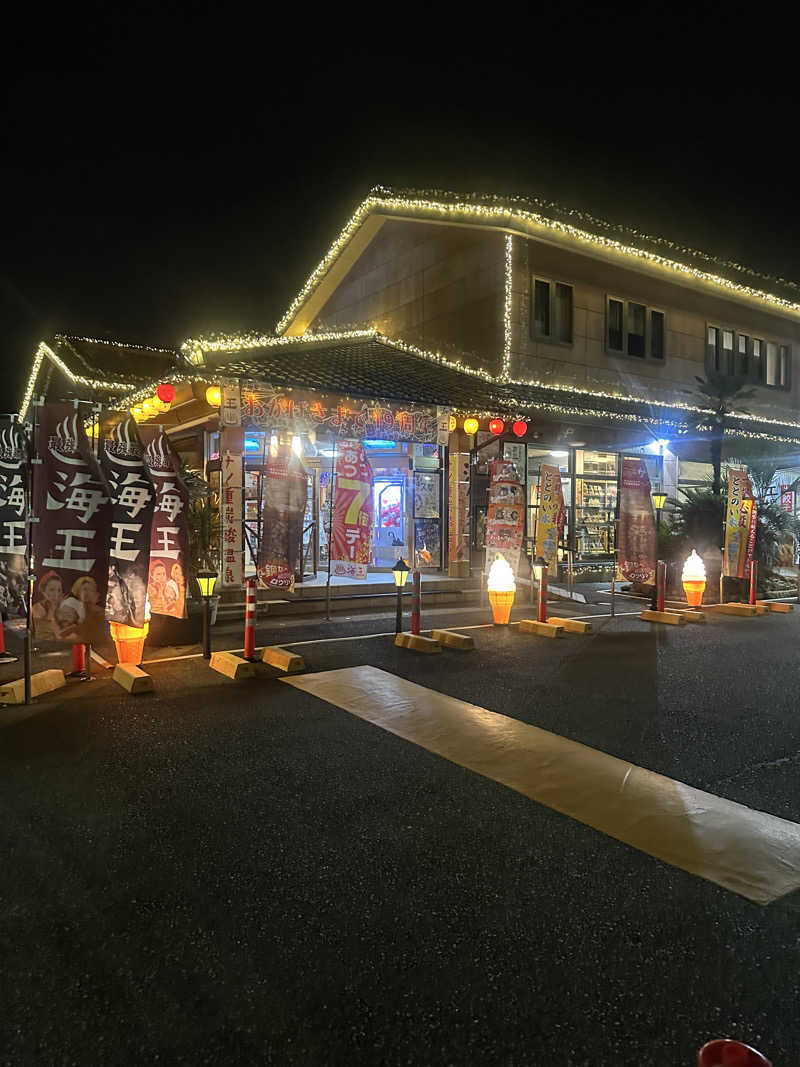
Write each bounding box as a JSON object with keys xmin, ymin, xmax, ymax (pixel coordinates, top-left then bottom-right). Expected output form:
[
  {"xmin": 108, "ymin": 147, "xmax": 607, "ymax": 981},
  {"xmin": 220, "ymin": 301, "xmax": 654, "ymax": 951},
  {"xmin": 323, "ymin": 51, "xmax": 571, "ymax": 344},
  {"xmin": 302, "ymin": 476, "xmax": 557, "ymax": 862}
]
[
  {"xmin": 395, "ymin": 587, "xmax": 403, "ymax": 635},
  {"xmin": 202, "ymin": 597, "xmax": 211, "ymax": 659}
]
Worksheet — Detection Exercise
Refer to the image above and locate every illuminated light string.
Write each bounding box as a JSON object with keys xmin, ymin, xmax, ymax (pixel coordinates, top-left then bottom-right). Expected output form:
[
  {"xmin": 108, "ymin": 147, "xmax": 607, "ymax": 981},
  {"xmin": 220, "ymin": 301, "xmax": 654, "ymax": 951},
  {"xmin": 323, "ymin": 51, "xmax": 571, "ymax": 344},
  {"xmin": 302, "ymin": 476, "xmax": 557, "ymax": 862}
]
[
  {"xmin": 53, "ymin": 333, "xmax": 182, "ymax": 357},
  {"xmin": 19, "ymin": 342, "xmax": 135, "ymax": 420},
  {"xmin": 503, "ymin": 234, "xmax": 513, "ymax": 380},
  {"xmin": 273, "ymin": 190, "xmax": 800, "ymax": 338},
  {"xmin": 181, "ymin": 325, "xmax": 800, "ymax": 437}
]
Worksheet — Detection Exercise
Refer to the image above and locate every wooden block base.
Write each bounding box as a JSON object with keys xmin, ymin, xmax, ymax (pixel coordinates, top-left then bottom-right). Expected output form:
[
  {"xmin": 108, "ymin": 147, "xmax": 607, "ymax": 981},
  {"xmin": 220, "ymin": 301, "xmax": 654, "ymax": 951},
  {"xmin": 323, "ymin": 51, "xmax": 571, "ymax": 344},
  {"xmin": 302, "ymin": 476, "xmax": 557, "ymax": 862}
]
[
  {"xmin": 710, "ymin": 603, "xmax": 759, "ymax": 617},
  {"xmin": 758, "ymin": 601, "xmax": 793, "ymax": 613},
  {"xmin": 112, "ymin": 664, "xmax": 154, "ymax": 694},
  {"xmin": 519, "ymin": 620, "xmax": 563, "ymax": 638},
  {"xmin": 209, "ymin": 652, "xmax": 256, "ymax": 679},
  {"xmin": 547, "ymin": 617, "xmax": 592, "ymax": 635},
  {"xmin": 678, "ymin": 611, "xmax": 706, "ymax": 624},
  {"xmin": 262, "ymin": 646, "xmax": 305, "ymax": 673},
  {"xmin": 640, "ymin": 610, "xmax": 686, "ymax": 626},
  {"xmin": 0, "ymin": 669, "xmax": 67, "ymax": 705},
  {"xmin": 430, "ymin": 629, "xmax": 475, "ymax": 650},
  {"xmin": 395, "ymin": 633, "xmax": 441, "ymax": 653}
]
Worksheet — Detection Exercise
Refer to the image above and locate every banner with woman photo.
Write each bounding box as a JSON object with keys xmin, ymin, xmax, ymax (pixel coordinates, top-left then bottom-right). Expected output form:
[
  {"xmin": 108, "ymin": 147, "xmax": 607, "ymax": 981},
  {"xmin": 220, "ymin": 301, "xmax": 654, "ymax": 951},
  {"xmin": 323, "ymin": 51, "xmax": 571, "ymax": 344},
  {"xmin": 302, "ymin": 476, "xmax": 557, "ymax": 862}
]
[
  {"xmin": 98, "ymin": 411, "xmax": 155, "ymax": 628},
  {"xmin": 30, "ymin": 404, "xmax": 112, "ymax": 644},
  {"xmin": 258, "ymin": 444, "xmax": 309, "ymax": 591},
  {"xmin": 0, "ymin": 417, "xmax": 29, "ymax": 619},
  {"xmin": 139, "ymin": 426, "xmax": 190, "ymax": 619}
]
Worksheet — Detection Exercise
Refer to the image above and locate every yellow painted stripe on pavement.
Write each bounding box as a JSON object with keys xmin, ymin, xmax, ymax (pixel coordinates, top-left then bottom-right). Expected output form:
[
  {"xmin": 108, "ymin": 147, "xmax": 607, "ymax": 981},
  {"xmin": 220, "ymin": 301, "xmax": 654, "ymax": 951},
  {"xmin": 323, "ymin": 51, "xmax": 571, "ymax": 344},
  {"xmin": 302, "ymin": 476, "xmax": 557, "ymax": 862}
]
[{"xmin": 282, "ymin": 666, "xmax": 800, "ymax": 905}]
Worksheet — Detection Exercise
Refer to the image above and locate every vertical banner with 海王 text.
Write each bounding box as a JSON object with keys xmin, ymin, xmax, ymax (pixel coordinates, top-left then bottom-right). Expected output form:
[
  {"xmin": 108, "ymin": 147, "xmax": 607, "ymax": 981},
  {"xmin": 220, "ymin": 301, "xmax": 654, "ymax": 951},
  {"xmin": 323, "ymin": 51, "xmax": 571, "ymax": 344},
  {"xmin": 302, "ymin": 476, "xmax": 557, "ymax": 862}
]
[
  {"xmin": 0, "ymin": 417, "xmax": 29, "ymax": 618},
  {"xmin": 617, "ymin": 457, "xmax": 656, "ymax": 584},
  {"xmin": 331, "ymin": 439, "xmax": 374, "ymax": 579},
  {"xmin": 534, "ymin": 464, "xmax": 566, "ymax": 571},
  {"xmin": 258, "ymin": 445, "xmax": 308, "ymax": 591},
  {"xmin": 485, "ymin": 457, "xmax": 525, "ymax": 575},
  {"xmin": 99, "ymin": 411, "xmax": 155, "ymax": 628},
  {"xmin": 139, "ymin": 426, "xmax": 190, "ymax": 618},
  {"xmin": 31, "ymin": 404, "xmax": 112, "ymax": 643}
]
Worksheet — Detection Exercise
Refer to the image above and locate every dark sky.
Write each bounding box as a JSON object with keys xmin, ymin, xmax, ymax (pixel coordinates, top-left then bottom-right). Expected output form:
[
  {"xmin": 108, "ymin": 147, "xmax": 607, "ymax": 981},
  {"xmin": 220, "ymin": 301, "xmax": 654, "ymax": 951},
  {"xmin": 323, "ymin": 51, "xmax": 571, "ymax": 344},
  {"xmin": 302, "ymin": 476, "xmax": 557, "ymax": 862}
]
[{"xmin": 4, "ymin": 68, "xmax": 799, "ymax": 407}]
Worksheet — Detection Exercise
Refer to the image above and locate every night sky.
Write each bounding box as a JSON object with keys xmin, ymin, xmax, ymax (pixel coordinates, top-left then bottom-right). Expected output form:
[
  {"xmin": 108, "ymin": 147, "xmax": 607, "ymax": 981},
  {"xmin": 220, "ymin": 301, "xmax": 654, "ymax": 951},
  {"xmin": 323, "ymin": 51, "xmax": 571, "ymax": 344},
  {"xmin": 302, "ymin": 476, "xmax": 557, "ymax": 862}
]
[{"xmin": 3, "ymin": 71, "xmax": 798, "ymax": 408}]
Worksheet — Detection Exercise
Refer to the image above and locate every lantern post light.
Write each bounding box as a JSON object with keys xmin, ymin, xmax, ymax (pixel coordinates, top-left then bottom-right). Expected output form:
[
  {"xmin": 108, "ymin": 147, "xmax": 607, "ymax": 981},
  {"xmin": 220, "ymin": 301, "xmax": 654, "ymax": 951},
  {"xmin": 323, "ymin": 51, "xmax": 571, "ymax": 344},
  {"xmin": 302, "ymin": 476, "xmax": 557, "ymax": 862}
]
[
  {"xmin": 682, "ymin": 550, "xmax": 706, "ymax": 608},
  {"xmin": 650, "ymin": 491, "xmax": 667, "ymax": 609},
  {"xmin": 487, "ymin": 555, "xmax": 516, "ymax": 624},
  {"xmin": 392, "ymin": 557, "xmax": 410, "ymax": 634},
  {"xmin": 197, "ymin": 570, "xmax": 218, "ymax": 658}
]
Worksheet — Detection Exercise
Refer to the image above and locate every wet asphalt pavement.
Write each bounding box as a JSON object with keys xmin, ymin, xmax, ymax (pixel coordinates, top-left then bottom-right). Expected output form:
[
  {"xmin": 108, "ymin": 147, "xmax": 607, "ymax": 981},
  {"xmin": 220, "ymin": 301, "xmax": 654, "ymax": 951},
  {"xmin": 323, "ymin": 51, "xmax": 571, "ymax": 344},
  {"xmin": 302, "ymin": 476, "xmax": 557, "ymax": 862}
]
[{"xmin": 1, "ymin": 603, "xmax": 798, "ymax": 1065}]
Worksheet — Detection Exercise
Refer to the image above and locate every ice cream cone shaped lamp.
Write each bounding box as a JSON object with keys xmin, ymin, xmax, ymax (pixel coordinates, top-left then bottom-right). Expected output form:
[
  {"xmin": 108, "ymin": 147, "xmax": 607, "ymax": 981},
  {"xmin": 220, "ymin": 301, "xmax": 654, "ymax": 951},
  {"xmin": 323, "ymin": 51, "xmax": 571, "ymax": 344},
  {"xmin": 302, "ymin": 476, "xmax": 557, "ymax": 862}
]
[
  {"xmin": 488, "ymin": 555, "xmax": 516, "ymax": 624},
  {"xmin": 682, "ymin": 549, "xmax": 706, "ymax": 608}
]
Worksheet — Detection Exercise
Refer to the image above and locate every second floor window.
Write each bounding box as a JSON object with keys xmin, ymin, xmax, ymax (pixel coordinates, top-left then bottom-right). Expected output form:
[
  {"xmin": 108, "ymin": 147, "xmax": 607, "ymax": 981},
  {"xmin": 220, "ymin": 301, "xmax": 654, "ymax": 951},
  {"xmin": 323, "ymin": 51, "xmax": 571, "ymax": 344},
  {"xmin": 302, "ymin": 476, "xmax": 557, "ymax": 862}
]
[
  {"xmin": 707, "ymin": 326, "xmax": 790, "ymax": 389},
  {"xmin": 607, "ymin": 298, "xmax": 665, "ymax": 359},
  {"xmin": 532, "ymin": 278, "xmax": 573, "ymax": 344}
]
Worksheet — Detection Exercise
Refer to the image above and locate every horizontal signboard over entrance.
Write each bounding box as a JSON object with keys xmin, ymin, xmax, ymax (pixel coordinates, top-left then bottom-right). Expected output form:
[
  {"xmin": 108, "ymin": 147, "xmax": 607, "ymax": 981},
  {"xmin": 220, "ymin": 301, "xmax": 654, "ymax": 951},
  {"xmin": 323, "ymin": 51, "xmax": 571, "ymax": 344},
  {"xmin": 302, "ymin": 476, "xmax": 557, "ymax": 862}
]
[{"xmin": 240, "ymin": 383, "xmax": 439, "ymax": 442}]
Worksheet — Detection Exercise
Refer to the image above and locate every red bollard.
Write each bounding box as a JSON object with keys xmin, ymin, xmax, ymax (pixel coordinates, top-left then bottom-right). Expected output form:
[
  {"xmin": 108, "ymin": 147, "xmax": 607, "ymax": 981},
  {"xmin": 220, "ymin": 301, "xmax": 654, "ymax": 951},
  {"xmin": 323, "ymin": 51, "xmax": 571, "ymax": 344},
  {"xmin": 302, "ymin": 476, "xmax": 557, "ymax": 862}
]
[
  {"xmin": 657, "ymin": 561, "xmax": 666, "ymax": 613},
  {"xmin": 72, "ymin": 643, "xmax": 86, "ymax": 673},
  {"xmin": 244, "ymin": 577, "xmax": 257, "ymax": 660},
  {"xmin": 749, "ymin": 560, "xmax": 758, "ymax": 605},
  {"xmin": 411, "ymin": 571, "xmax": 421, "ymax": 636},
  {"xmin": 698, "ymin": 1038, "xmax": 771, "ymax": 1066},
  {"xmin": 538, "ymin": 564, "xmax": 548, "ymax": 623}
]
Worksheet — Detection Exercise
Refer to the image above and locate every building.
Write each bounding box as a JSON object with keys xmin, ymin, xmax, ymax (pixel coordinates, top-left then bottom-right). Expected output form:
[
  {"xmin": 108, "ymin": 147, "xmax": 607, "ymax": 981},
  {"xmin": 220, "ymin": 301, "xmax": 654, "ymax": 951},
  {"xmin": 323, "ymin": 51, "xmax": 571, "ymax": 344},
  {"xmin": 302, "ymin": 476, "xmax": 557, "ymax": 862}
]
[{"xmin": 18, "ymin": 186, "xmax": 800, "ymax": 597}]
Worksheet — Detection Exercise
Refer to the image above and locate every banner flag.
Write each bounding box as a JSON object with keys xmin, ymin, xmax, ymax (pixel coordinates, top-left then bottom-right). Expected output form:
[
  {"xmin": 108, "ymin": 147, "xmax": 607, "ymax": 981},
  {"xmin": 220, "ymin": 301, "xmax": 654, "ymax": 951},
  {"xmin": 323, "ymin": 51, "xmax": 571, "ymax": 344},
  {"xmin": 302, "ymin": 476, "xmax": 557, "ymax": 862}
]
[
  {"xmin": 139, "ymin": 426, "xmax": 190, "ymax": 619},
  {"xmin": 617, "ymin": 457, "xmax": 657, "ymax": 584},
  {"xmin": 723, "ymin": 468, "xmax": 754, "ymax": 579},
  {"xmin": 220, "ymin": 447, "xmax": 244, "ymax": 588},
  {"xmin": 30, "ymin": 404, "xmax": 112, "ymax": 644},
  {"xmin": 258, "ymin": 444, "xmax": 308, "ymax": 591},
  {"xmin": 485, "ymin": 457, "xmax": 525, "ymax": 575},
  {"xmin": 331, "ymin": 439, "xmax": 374, "ymax": 580},
  {"xmin": 0, "ymin": 418, "xmax": 29, "ymax": 618},
  {"xmin": 98, "ymin": 412, "xmax": 155, "ymax": 628},
  {"xmin": 534, "ymin": 464, "xmax": 566, "ymax": 571}
]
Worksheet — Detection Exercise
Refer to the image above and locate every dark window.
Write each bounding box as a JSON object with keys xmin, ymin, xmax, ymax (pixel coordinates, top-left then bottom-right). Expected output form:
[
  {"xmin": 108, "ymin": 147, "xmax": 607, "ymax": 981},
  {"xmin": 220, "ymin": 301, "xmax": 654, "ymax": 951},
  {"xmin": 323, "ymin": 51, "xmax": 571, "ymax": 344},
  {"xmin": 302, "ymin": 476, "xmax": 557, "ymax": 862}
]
[
  {"xmin": 608, "ymin": 299, "xmax": 624, "ymax": 351},
  {"xmin": 554, "ymin": 283, "xmax": 573, "ymax": 343},
  {"xmin": 722, "ymin": 330, "xmax": 734, "ymax": 375},
  {"xmin": 752, "ymin": 338, "xmax": 764, "ymax": 382},
  {"xmin": 780, "ymin": 346, "xmax": 790, "ymax": 388},
  {"xmin": 650, "ymin": 311, "xmax": 664, "ymax": 359},
  {"xmin": 738, "ymin": 334, "xmax": 749, "ymax": 376},
  {"xmin": 766, "ymin": 342, "xmax": 779, "ymax": 386},
  {"xmin": 533, "ymin": 280, "xmax": 550, "ymax": 337},
  {"xmin": 627, "ymin": 303, "xmax": 646, "ymax": 357}
]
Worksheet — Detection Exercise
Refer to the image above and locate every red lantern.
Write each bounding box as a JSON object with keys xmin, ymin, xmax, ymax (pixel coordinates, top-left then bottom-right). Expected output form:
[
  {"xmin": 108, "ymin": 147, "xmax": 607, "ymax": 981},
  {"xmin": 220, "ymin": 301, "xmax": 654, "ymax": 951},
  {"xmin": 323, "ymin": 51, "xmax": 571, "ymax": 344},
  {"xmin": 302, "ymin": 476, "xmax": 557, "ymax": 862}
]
[
  {"xmin": 488, "ymin": 418, "xmax": 504, "ymax": 436},
  {"xmin": 512, "ymin": 420, "xmax": 527, "ymax": 438},
  {"xmin": 156, "ymin": 383, "xmax": 175, "ymax": 404}
]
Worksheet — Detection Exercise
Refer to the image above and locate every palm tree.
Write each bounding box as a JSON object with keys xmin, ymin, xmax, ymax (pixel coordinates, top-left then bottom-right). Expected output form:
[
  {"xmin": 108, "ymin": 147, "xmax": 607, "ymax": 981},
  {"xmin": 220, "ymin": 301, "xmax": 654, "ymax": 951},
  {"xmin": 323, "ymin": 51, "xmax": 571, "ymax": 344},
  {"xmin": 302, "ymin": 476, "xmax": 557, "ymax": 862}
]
[{"xmin": 689, "ymin": 374, "xmax": 756, "ymax": 495}]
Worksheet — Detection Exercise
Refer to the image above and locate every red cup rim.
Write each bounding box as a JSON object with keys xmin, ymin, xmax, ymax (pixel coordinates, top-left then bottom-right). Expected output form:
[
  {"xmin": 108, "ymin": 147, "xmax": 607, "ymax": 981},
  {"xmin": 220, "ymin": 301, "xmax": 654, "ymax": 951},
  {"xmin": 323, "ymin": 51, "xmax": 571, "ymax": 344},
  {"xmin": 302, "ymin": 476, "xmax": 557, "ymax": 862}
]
[{"xmin": 698, "ymin": 1038, "xmax": 771, "ymax": 1066}]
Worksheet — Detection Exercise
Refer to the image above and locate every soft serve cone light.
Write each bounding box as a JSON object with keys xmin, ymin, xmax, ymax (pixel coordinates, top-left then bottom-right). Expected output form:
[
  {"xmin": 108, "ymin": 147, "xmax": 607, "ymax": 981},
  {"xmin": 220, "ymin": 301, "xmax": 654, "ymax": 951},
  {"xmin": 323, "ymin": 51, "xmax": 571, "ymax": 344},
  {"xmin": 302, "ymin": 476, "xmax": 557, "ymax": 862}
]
[
  {"xmin": 488, "ymin": 556, "xmax": 516, "ymax": 624},
  {"xmin": 682, "ymin": 550, "xmax": 706, "ymax": 608}
]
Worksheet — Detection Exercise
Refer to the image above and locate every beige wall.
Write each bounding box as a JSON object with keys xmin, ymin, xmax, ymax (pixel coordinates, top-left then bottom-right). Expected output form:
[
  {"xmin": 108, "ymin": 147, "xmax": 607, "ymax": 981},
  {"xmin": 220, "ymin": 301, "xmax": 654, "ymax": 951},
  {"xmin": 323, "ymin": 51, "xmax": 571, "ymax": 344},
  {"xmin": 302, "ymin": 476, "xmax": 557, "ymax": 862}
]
[
  {"xmin": 510, "ymin": 236, "xmax": 800, "ymax": 421},
  {"xmin": 310, "ymin": 219, "xmax": 506, "ymax": 375}
]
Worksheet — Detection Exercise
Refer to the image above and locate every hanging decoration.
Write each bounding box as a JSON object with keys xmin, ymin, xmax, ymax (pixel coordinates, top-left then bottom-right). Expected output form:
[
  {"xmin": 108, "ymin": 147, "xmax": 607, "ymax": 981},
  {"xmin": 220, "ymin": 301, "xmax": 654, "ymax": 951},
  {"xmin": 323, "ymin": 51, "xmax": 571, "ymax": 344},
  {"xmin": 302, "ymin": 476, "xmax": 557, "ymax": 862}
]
[
  {"xmin": 331, "ymin": 439, "xmax": 374, "ymax": 580},
  {"xmin": 512, "ymin": 420, "xmax": 527, "ymax": 438},
  {"xmin": 463, "ymin": 417, "xmax": 479, "ymax": 435},
  {"xmin": 489, "ymin": 418, "xmax": 505, "ymax": 436},
  {"xmin": 30, "ymin": 404, "xmax": 112, "ymax": 644},
  {"xmin": 139, "ymin": 426, "xmax": 190, "ymax": 619},
  {"xmin": 205, "ymin": 385, "xmax": 222, "ymax": 407},
  {"xmin": 156, "ymin": 383, "xmax": 175, "ymax": 404},
  {"xmin": 0, "ymin": 417, "xmax": 29, "ymax": 619}
]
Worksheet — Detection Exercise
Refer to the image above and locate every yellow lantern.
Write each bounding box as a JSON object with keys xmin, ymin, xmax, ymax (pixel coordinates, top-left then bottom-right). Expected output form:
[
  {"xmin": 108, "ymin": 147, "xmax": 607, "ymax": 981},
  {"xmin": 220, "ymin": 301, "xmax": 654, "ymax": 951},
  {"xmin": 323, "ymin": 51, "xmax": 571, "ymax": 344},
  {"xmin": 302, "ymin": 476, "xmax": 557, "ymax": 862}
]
[
  {"xmin": 206, "ymin": 385, "xmax": 221, "ymax": 407},
  {"xmin": 463, "ymin": 417, "xmax": 479, "ymax": 435},
  {"xmin": 682, "ymin": 550, "xmax": 706, "ymax": 607},
  {"xmin": 487, "ymin": 555, "xmax": 516, "ymax": 624},
  {"xmin": 142, "ymin": 399, "xmax": 152, "ymax": 412},
  {"xmin": 448, "ymin": 415, "xmax": 457, "ymax": 433}
]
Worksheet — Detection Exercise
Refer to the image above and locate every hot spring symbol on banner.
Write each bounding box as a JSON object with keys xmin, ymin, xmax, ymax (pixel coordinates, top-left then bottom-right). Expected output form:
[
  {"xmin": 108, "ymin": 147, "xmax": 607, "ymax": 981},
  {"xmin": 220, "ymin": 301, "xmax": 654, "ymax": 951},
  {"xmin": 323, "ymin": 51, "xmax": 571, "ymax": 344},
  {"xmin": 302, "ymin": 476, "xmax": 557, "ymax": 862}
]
[
  {"xmin": 139, "ymin": 426, "xmax": 189, "ymax": 619},
  {"xmin": 31, "ymin": 406, "xmax": 112, "ymax": 645},
  {"xmin": 331, "ymin": 439, "xmax": 374, "ymax": 580},
  {"xmin": 99, "ymin": 412, "xmax": 155, "ymax": 629}
]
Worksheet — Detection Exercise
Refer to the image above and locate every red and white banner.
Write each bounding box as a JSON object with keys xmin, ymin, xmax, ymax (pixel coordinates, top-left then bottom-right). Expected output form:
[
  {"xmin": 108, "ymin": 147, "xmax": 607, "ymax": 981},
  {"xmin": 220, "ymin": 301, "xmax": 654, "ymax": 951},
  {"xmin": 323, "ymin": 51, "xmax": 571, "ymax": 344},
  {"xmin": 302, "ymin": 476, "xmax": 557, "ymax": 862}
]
[
  {"xmin": 780, "ymin": 484, "xmax": 794, "ymax": 512},
  {"xmin": 617, "ymin": 457, "xmax": 656, "ymax": 584},
  {"xmin": 139, "ymin": 427, "xmax": 190, "ymax": 619},
  {"xmin": 31, "ymin": 404, "xmax": 112, "ymax": 644},
  {"xmin": 331, "ymin": 439, "xmax": 373, "ymax": 579},
  {"xmin": 258, "ymin": 445, "xmax": 308, "ymax": 591},
  {"xmin": 485, "ymin": 458, "xmax": 525, "ymax": 575}
]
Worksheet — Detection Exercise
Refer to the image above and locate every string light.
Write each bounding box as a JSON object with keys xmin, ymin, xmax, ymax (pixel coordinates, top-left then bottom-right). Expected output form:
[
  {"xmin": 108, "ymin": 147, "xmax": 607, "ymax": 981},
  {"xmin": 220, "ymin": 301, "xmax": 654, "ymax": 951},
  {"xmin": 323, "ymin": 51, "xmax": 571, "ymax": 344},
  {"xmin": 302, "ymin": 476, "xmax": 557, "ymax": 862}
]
[
  {"xmin": 503, "ymin": 234, "xmax": 513, "ymax": 380},
  {"xmin": 19, "ymin": 342, "xmax": 135, "ymax": 420},
  {"xmin": 274, "ymin": 187, "xmax": 800, "ymax": 338}
]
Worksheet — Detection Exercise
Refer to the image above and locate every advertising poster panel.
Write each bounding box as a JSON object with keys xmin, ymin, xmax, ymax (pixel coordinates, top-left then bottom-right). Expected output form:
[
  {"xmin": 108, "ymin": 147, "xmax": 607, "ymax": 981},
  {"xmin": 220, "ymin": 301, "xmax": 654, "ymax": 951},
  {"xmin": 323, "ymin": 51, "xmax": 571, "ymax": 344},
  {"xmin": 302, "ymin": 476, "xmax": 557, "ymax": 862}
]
[{"xmin": 617, "ymin": 457, "xmax": 656, "ymax": 584}]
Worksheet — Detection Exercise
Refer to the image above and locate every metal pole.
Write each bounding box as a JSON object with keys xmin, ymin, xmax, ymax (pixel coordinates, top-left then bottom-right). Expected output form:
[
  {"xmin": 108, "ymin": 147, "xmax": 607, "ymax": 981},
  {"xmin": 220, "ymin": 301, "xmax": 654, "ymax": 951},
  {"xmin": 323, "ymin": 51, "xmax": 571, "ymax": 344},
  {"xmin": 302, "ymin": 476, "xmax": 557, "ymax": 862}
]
[
  {"xmin": 610, "ymin": 569, "xmax": 616, "ymax": 618},
  {"xmin": 538, "ymin": 563, "xmax": 548, "ymax": 623},
  {"xmin": 567, "ymin": 548, "xmax": 574, "ymax": 600},
  {"xmin": 412, "ymin": 570, "xmax": 421, "ymax": 635},
  {"xmin": 395, "ymin": 587, "xmax": 402, "ymax": 635},
  {"xmin": 202, "ymin": 597, "xmax": 210, "ymax": 659},
  {"xmin": 325, "ymin": 435, "xmax": 337, "ymax": 621}
]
